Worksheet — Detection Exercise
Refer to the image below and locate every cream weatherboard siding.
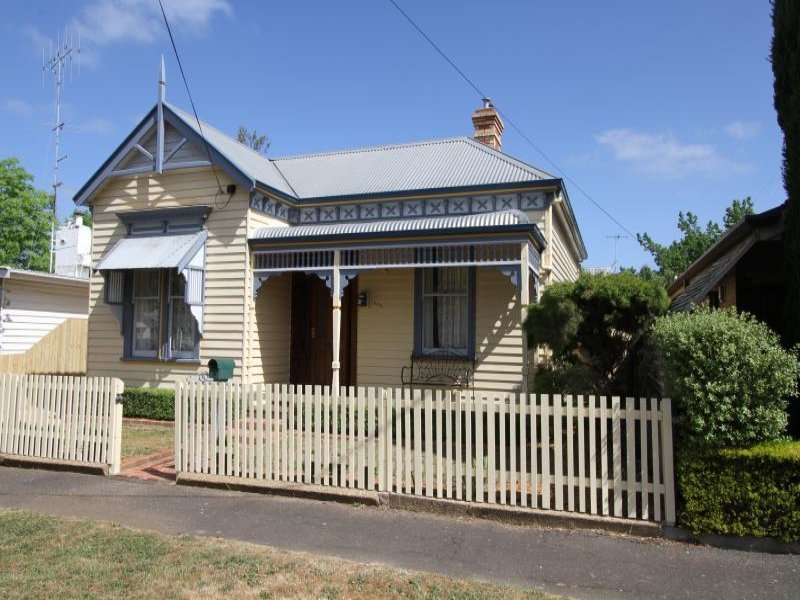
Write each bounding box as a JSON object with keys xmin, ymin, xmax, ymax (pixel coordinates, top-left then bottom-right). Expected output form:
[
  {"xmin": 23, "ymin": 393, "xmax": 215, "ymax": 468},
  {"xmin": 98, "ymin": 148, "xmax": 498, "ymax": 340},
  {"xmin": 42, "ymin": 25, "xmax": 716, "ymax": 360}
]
[
  {"xmin": 352, "ymin": 267, "xmax": 524, "ymax": 391},
  {"xmin": 0, "ymin": 276, "xmax": 88, "ymax": 355},
  {"xmin": 245, "ymin": 207, "xmax": 290, "ymax": 383},
  {"xmin": 87, "ymin": 168, "xmax": 250, "ymax": 388},
  {"xmin": 473, "ymin": 268, "xmax": 524, "ymax": 392},
  {"xmin": 549, "ymin": 208, "xmax": 582, "ymax": 283},
  {"xmin": 355, "ymin": 269, "xmax": 415, "ymax": 387},
  {"xmin": 250, "ymin": 273, "xmax": 292, "ymax": 385}
]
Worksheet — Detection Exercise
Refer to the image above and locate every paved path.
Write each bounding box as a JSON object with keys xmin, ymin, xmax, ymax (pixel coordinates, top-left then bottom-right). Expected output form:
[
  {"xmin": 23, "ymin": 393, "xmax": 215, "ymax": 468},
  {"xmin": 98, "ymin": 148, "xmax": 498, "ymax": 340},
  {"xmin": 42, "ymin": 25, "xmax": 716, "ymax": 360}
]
[{"xmin": 0, "ymin": 467, "xmax": 797, "ymax": 599}]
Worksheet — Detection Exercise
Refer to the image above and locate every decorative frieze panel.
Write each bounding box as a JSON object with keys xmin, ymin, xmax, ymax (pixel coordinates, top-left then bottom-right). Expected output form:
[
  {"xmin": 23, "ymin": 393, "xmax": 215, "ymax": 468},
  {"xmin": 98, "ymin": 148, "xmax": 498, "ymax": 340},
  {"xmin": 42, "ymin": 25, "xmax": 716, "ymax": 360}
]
[{"xmin": 249, "ymin": 190, "xmax": 553, "ymax": 226}]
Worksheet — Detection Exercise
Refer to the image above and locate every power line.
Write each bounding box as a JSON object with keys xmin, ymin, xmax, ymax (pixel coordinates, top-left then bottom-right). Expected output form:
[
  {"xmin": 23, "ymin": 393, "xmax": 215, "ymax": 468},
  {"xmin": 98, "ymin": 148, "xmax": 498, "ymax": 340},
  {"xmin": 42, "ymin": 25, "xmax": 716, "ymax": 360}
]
[
  {"xmin": 157, "ymin": 0, "xmax": 228, "ymax": 207},
  {"xmin": 386, "ymin": 0, "xmax": 638, "ymax": 241}
]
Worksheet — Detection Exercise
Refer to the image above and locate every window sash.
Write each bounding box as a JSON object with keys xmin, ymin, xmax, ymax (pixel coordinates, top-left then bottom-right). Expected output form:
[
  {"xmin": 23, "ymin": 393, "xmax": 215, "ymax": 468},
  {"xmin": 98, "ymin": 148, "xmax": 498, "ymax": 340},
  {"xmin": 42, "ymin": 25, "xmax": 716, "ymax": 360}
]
[
  {"xmin": 416, "ymin": 267, "xmax": 473, "ymax": 356},
  {"xmin": 168, "ymin": 271, "xmax": 198, "ymax": 359},
  {"xmin": 125, "ymin": 269, "xmax": 199, "ymax": 361},
  {"xmin": 131, "ymin": 271, "xmax": 160, "ymax": 358}
]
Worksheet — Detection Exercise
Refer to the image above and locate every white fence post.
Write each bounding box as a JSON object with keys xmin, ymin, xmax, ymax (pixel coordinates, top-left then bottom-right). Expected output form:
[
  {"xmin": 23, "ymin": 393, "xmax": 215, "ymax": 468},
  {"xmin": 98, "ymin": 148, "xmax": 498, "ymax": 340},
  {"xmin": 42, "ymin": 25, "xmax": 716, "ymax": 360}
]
[
  {"xmin": 109, "ymin": 379, "xmax": 124, "ymax": 475},
  {"xmin": 660, "ymin": 398, "xmax": 676, "ymax": 526}
]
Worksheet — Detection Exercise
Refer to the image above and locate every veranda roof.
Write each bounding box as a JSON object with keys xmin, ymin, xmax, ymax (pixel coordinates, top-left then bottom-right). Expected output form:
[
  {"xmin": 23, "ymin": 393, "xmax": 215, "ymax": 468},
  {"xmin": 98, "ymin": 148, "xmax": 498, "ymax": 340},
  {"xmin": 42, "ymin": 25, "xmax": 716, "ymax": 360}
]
[{"xmin": 250, "ymin": 210, "xmax": 545, "ymax": 249}]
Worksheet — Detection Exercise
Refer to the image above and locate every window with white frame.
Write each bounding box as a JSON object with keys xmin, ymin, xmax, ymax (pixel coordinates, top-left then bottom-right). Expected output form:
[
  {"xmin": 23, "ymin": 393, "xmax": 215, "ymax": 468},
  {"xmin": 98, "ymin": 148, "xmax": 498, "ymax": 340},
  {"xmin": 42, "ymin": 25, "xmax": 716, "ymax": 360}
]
[{"xmin": 415, "ymin": 267, "xmax": 474, "ymax": 357}]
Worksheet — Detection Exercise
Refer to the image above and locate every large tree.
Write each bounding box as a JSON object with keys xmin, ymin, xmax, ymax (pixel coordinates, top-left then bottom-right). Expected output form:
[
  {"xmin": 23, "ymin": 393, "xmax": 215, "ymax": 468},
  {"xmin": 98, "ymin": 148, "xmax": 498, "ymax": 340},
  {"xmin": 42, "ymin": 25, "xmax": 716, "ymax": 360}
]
[
  {"xmin": 0, "ymin": 157, "xmax": 53, "ymax": 271},
  {"xmin": 637, "ymin": 197, "xmax": 754, "ymax": 282},
  {"xmin": 236, "ymin": 126, "xmax": 270, "ymax": 154},
  {"xmin": 772, "ymin": 0, "xmax": 800, "ymax": 345}
]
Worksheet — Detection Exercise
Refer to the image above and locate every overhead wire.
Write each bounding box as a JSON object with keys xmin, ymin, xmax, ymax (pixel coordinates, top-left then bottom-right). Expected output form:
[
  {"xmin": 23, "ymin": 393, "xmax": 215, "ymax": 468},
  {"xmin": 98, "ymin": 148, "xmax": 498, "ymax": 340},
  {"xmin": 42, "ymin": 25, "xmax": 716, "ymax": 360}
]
[
  {"xmin": 386, "ymin": 0, "xmax": 638, "ymax": 241},
  {"xmin": 157, "ymin": 0, "xmax": 232, "ymax": 210}
]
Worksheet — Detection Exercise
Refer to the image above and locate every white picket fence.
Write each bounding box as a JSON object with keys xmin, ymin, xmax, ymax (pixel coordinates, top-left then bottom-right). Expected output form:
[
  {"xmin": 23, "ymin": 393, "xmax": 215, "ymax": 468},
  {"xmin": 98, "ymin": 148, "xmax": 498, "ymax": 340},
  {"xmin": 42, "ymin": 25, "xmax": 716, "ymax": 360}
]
[
  {"xmin": 175, "ymin": 383, "xmax": 676, "ymax": 524},
  {"xmin": 0, "ymin": 374, "xmax": 124, "ymax": 474}
]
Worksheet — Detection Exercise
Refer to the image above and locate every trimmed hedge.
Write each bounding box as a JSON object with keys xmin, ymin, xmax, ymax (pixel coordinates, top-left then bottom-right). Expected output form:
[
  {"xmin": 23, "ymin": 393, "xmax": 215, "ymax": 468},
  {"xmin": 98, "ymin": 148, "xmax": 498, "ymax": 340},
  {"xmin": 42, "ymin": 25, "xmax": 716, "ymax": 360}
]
[
  {"xmin": 677, "ymin": 441, "xmax": 800, "ymax": 541},
  {"xmin": 122, "ymin": 387, "xmax": 175, "ymax": 421}
]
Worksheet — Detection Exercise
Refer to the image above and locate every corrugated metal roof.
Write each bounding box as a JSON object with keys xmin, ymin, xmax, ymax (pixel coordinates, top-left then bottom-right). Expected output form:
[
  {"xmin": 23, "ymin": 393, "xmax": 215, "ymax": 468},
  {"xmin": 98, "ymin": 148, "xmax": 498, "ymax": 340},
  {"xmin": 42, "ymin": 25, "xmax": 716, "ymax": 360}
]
[
  {"xmin": 96, "ymin": 231, "xmax": 207, "ymax": 271},
  {"xmin": 253, "ymin": 210, "xmax": 531, "ymax": 240},
  {"xmin": 271, "ymin": 137, "xmax": 554, "ymax": 199},
  {"xmin": 167, "ymin": 104, "xmax": 553, "ymax": 199},
  {"xmin": 671, "ymin": 236, "xmax": 755, "ymax": 312},
  {"xmin": 166, "ymin": 104, "xmax": 297, "ymax": 196}
]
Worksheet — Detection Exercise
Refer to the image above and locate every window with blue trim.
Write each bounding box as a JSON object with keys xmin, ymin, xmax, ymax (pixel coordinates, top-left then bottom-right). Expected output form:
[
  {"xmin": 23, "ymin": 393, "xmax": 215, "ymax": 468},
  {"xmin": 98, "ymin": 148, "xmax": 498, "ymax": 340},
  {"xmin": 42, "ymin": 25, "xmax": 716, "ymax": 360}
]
[
  {"xmin": 414, "ymin": 267, "xmax": 475, "ymax": 358},
  {"xmin": 125, "ymin": 269, "xmax": 200, "ymax": 361}
]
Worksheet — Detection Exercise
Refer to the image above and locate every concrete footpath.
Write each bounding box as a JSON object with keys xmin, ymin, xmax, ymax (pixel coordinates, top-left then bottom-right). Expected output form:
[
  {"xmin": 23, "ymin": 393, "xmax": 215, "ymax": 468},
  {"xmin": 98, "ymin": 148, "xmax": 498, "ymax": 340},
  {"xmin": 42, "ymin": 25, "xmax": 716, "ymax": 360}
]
[{"xmin": 0, "ymin": 467, "xmax": 797, "ymax": 600}]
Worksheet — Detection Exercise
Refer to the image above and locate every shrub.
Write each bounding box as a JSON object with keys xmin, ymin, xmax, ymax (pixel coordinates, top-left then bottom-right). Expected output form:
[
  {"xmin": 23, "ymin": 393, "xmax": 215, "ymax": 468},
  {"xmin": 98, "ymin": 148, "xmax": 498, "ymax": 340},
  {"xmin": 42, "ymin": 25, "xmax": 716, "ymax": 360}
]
[
  {"xmin": 652, "ymin": 307, "xmax": 799, "ymax": 448},
  {"xmin": 677, "ymin": 441, "xmax": 800, "ymax": 541},
  {"xmin": 122, "ymin": 387, "xmax": 175, "ymax": 421},
  {"xmin": 526, "ymin": 271, "xmax": 669, "ymax": 395}
]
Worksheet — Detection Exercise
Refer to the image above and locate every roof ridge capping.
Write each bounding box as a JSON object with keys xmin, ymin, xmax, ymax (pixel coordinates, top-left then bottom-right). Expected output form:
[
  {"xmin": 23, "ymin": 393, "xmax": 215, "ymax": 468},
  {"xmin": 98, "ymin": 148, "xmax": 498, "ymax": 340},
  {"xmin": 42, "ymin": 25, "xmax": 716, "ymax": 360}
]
[{"xmin": 272, "ymin": 136, "xmax": 472, "ymax": 162}]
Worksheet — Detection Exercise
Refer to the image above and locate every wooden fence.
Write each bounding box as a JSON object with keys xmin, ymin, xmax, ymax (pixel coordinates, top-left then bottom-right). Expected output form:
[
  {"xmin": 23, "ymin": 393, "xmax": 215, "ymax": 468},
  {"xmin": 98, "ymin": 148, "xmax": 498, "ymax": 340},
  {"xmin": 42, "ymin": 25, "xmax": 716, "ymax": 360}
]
[
  {"xmin": 0, "ymin": 374, "xmax": 124, "ymax": 474},
  {"xmin": 0, "ymin": 318, "xmax": 87, "ymax": 375},
  {"xmin": 176, "ymin": 384, "xmax": 676, "ymax": 524}
]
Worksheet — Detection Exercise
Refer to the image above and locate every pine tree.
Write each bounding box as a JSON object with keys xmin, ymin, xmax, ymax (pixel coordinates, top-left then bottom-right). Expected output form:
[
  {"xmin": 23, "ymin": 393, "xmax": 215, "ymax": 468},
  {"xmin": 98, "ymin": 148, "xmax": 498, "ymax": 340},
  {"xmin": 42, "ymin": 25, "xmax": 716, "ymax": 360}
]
[{"xmin": 772, "ymin": 0, "xmax": 800, "ymax": 345}]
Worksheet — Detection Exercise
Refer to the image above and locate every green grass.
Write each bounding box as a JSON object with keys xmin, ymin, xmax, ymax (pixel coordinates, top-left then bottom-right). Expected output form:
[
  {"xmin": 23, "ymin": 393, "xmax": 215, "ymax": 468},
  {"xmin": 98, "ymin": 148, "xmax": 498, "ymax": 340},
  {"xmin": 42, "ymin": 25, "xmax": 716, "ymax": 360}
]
[
  {"xmin": 0, "ymin": 510, "xmax": 552, "ymax": 599},
  {"xmin": 121, "ymin": 424, "xmax": 173, "ymax": 460}
]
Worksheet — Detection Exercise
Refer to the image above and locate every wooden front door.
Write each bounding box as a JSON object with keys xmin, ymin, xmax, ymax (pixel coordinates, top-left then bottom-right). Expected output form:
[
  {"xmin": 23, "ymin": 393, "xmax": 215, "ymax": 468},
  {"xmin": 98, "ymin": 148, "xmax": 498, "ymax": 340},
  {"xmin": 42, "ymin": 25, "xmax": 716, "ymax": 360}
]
[
  {"xmin": 290, "ymin": 274, "xmax": 333, "ymax": 386},
  {"xmin": 289, "ymin": 273, "xmax": 358, "ymax": 388}
]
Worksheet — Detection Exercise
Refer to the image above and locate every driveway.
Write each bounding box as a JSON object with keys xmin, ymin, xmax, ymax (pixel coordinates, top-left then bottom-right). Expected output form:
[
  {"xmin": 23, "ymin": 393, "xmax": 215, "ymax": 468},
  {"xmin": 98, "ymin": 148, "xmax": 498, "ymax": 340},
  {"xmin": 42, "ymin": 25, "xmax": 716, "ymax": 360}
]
[{"xmin": 0, "ymin": 467, "xmax": 797, "ymax": 599}]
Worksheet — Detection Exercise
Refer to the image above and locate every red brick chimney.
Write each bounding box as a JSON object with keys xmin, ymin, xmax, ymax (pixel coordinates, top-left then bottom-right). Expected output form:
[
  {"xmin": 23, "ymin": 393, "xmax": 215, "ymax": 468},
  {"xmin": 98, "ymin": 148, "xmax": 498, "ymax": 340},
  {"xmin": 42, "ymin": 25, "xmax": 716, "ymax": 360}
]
[{"xmin": 471, "ymin": 98, "xmax": 504, "ymax": 150}]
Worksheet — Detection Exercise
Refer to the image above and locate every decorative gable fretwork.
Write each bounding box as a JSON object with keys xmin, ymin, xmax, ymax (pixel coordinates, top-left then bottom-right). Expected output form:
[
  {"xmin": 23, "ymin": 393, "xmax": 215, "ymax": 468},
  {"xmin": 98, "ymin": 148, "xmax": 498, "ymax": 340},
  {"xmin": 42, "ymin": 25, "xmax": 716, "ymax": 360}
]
[{"xmin": 249, "ymin": 190, "xmax": 553, "ymax": 226}]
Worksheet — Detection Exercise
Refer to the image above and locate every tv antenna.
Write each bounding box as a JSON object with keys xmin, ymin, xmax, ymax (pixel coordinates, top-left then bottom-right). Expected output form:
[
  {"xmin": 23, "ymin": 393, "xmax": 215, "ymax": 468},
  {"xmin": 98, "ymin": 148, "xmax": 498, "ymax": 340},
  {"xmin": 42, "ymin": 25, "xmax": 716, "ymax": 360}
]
[
  {"xmin": 42, "ymin": 27, "xmax": 80, "ymax": 273},
  {"xmin": 606, "ymin": 234, "xmax": 630, "ymax": 272}
]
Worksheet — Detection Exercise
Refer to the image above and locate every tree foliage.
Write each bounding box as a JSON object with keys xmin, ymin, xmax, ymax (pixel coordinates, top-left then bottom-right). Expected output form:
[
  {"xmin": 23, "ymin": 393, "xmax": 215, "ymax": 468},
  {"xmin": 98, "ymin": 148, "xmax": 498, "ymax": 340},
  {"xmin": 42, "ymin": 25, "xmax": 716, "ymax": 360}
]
[
  {"xmin": 637, "ymin": 197, "xmax": 754, "ymax": 282},
  {"xmin": 525, "ymin": 272, "xmax": 670, "ymax": 394},
  {"xmin": 772, "ymin": 0, "xmax": 800, "ymax": 345},
  {"xmin": 236, "ymin": 126, "xmax": 270, "ymax": 154},
  {"xmin": 0, "ymin": 157, "xmax": 53, "ymax": 271},
  {"xmin": 652, "ymin": 307, "xmax": 799, "ymax": 449}
]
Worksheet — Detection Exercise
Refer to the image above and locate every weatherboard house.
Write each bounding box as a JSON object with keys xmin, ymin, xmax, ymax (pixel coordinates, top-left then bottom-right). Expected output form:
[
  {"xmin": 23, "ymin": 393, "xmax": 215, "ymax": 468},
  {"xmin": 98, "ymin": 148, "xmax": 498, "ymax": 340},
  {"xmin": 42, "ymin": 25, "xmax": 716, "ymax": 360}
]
[{"xmin": 75, "ymin": 67, "xmax": 586, "ymax": 390}]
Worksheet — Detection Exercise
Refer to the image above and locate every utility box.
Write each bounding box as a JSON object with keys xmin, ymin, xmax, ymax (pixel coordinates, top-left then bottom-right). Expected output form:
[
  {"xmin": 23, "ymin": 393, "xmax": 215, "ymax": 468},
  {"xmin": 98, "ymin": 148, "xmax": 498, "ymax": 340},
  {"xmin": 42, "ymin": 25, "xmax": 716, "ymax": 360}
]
[{"xmin": 208, "ymin": 358, "xmax": 235, "ymax": 382}]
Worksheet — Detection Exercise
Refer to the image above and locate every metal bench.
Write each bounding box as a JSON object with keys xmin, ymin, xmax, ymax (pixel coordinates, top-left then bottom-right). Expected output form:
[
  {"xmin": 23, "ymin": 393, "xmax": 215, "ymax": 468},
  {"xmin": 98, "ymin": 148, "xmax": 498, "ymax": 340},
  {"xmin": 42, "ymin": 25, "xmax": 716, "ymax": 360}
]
[{"xmin": 400, "ymin": 350, "xmax": 474, "ymax": 390}]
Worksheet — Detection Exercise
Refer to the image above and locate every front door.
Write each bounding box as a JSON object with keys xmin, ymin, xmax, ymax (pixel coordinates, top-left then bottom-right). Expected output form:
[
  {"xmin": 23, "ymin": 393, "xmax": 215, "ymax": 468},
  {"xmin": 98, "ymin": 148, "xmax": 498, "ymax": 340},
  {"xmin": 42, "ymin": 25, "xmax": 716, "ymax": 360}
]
[{"xmin": 290, "ymin": 273, "xmax": 333, "ymax": 386}]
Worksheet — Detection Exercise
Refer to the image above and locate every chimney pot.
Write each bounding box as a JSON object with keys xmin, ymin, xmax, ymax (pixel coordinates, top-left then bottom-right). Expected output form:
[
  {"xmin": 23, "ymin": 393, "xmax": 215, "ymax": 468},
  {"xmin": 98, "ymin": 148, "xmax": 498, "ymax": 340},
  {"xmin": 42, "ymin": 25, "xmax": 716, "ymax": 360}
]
[{"xmin": 471, "ymin": 100, "xmax": 504, "ymax": 150}]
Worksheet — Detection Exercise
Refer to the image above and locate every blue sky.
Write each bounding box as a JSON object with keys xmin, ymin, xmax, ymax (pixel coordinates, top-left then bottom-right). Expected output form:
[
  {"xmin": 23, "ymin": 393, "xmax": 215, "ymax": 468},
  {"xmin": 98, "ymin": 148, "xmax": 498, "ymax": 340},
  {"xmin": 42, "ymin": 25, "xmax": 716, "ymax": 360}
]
[{"xmin": 0, "ymin": 0, "xmax": 783, "ymax": 269}]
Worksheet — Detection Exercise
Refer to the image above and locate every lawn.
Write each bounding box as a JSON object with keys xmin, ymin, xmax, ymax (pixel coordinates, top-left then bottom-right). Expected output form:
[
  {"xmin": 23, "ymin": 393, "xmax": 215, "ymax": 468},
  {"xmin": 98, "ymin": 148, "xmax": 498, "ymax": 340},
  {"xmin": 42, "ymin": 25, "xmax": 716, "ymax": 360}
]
[
  {"xmin": 121, "ymin": 423, "xmax": 173, "ymax": 460},
  {"xmin": 0, "ymin": 510, "xmax": 550, "ymax": 599}
]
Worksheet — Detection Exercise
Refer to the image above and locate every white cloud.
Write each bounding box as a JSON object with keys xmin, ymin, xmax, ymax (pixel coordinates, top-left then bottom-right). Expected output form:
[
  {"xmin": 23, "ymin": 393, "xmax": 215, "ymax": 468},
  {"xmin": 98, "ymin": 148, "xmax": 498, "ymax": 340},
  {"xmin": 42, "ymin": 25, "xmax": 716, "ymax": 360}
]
[
  {"xmin": 2, "ymin": 99, "xmax": 34, "ymax": 117},
  {"xmin": 724, "ymin": 120, "xmax": 761, "ymax": 140},
  {"xmin": 76, "ymin": 0, "xmax": 232, "ymax": 46},
  {"xmin": 595, "ymin": 128, "xmax": 750, "ymax": 179}
]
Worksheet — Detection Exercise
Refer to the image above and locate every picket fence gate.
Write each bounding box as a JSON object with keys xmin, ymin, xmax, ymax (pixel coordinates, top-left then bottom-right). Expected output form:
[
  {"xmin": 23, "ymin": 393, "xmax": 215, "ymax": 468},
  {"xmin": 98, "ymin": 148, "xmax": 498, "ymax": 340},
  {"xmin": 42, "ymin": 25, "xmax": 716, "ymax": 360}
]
[
  {"xmin": 0, "ymin": 374, "xmax": 124, "ymax": 474},
  {"xmin": 175, "ymin": 383, "xmax": 676, "ymax": 524}
]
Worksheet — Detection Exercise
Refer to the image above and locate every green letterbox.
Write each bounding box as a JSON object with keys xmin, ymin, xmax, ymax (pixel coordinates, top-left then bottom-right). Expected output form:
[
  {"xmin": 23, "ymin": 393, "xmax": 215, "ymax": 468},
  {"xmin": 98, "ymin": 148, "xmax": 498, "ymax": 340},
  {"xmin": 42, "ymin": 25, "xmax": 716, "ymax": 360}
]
[{"xmin": 208, "ymin": 358, "xmax": 235, "ymax": 382}]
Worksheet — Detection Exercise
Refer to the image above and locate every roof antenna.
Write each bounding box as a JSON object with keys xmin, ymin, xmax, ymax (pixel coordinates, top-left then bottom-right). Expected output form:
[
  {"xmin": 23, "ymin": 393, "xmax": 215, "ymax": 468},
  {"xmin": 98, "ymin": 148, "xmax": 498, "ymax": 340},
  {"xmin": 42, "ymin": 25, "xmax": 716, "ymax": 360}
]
[
  {"xmin": 606, "ymin": 234, "xmax": 630, "ymax": 272},
  {"xmin": 156, "ymin": 55, "xmax": 166, "ymax": 173},
  {"xmin": 42, "ymin": 25, "xmax": 80, "ymax": 273}
]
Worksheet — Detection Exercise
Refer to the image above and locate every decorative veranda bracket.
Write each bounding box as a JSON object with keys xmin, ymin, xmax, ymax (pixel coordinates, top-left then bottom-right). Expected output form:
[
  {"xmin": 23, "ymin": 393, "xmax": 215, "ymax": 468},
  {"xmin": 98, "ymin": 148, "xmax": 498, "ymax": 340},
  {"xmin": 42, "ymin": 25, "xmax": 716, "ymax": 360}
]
[{"xmin": 252, "ymin": 268, "xmax": 359, "ymax": 299}]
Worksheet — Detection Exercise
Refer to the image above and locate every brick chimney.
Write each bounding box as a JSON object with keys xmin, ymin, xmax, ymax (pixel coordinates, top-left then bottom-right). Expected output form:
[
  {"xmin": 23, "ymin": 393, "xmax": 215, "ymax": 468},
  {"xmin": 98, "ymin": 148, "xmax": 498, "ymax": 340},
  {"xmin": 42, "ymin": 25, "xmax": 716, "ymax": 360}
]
[{"xmin": 471, "ymin": 98, "xmax": 504, "ymax": 150}]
